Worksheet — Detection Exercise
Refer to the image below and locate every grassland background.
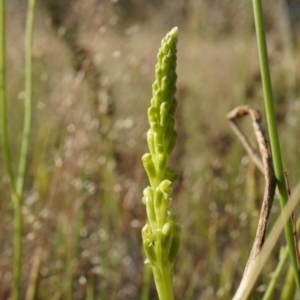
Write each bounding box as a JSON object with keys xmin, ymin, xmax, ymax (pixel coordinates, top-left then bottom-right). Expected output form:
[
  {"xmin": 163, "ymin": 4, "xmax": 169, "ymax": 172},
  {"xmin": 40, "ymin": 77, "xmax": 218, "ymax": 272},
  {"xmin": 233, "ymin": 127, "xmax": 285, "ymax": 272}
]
[{"xmin": 1, "ymin": 0, "xmax": 300, "ymax": 299}]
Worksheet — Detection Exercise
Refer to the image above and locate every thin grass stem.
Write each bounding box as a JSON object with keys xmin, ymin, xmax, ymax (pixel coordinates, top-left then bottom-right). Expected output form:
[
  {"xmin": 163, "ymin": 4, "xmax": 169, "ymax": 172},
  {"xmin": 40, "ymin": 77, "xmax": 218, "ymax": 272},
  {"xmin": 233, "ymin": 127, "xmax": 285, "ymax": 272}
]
[
  {"xmin": 252, "ymin": 0, "xmax": 300, "ymax": 294},
  {"xmin": 281, "ymin": 264, "xmax": 296, "ymax": 299},
  {"xmin": 141, "ymin": 264, "xmax": 151, "ymax": 300},
  {"xmin": 0, "ymin": 0, "xmax": 15, "ymax": 190},
  {"xmin": 0, "ymin": 0, "xmax": 21, "ymax": 298},
  {"xmin": 12, "ymin": 0, "xmax": 36, "ymax": 298},
  {"xmin": 13, "ymin": 192, "xmax": 23, "ymax": 300},
  {"xmin": 16, "ymin": 0, "xmax": 35, "ymax": 195},
  {"xmin": 262, "ymin": 247, "xmax": 289, "ymax": 300}
]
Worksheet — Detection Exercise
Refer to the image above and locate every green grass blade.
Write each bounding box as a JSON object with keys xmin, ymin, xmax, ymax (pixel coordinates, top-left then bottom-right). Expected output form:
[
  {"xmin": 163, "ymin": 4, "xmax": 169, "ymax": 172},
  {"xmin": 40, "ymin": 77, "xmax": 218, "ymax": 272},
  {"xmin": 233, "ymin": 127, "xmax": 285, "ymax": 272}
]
[
  {"xmin": 252, "ymin": 0, "xmax": 300, "ymax": 294},
  {"xmin": 12, "ymin": 0, "xmax": 36, "ymax": 298},
  {"xmin": 13, "ymin": 193, "xmax": 23, "ymax": 300},
  {"xmin": 0, "ymin": 0, "xmax": 15, "ymax": 190},
  {"xmin": 262, "ymin": 247, "xmax": 289, "ymax": 300},
  {"xmin": 16, "ymin": 0, "xmax": 36, "ymax": 196}
]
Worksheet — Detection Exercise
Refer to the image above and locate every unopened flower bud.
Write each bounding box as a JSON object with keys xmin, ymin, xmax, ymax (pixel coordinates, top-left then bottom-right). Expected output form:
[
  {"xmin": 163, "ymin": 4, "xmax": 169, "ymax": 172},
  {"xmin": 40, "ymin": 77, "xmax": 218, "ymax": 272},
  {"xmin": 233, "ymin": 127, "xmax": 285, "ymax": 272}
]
[
  {"xmin": 142, "ymin": 153, "xmax": 156, "ymax": 184},
  {"xmin": 159, "ymin": 180, "xmax": 172, "ymax": 197},
  {"xmin": 147, "ymin": 130, "xmax": 156, "ymax": 157}
]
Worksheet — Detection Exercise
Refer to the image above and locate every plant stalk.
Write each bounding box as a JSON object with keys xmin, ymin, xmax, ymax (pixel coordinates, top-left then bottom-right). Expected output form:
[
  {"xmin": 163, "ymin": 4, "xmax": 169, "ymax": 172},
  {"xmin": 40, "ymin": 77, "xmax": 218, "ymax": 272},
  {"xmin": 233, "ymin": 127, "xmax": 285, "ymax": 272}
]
[
  {"xmin": 0, "ymin": 0, "xmax": 15, "ymax": 189},
  {"xmin": 262, "ymin": 247, "xmax": 289, "ymax": 300},
  {"xmin": 152, "ymin": 267, "xmax": 174, "ymax": 300},
  {"xmin": 13, "ymin": 193, "xmax": 23, "ymax": 300},
  {"xmin": 13, "ymin": 0, "xmax": 36, "ymax": 298},
  {"xmin": 252, "ymin": 0, "xmax": 300, "ymax": 294},
  {"xmin": 17, "ymin": 0, "xmax": 35, "ymax": 195}
]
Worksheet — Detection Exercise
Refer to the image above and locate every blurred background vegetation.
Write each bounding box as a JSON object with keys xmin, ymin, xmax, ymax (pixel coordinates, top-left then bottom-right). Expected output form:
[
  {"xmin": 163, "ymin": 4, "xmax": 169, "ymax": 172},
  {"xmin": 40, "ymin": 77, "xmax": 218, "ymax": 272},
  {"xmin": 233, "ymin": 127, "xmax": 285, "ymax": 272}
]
[{"xmin": 1, "ymin": 0, "xmax": 300, "ymax": 299}]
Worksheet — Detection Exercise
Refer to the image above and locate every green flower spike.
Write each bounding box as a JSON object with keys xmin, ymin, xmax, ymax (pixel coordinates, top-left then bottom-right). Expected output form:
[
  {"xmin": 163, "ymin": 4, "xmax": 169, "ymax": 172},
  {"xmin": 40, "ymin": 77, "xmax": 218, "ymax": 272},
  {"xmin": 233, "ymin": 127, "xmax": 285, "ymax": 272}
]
[{"xmin": 141, "ymin": 27, "xmax": 180, "ymax": 300}]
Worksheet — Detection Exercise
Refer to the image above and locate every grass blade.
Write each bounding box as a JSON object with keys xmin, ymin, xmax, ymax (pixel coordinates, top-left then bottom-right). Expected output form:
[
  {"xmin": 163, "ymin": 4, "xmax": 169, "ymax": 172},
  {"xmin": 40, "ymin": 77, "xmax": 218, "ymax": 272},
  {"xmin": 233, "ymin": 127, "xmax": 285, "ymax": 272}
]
[
  {"xmin": 252, "ymin": 0, "xmax": 300, "ymax": 294},
  {"xmin": 0, "ymin": 0, "xmax": 15, "ymax": 189}
]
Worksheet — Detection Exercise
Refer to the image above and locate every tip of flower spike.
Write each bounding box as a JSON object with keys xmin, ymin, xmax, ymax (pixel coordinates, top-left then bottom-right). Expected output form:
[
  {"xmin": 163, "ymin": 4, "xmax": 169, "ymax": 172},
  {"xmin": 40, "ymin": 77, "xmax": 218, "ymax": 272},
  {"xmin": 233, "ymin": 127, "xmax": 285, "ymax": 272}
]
[{"xmin": 170, "ymin": 27, "xmax": 178, "ymax": 37}]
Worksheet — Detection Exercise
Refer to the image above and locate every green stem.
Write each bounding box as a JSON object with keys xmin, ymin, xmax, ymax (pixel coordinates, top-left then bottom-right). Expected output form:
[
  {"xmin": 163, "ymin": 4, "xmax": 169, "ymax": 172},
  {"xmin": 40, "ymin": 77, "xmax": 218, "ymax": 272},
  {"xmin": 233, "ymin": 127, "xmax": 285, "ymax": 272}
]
[
  {"xmin": 0, "ymin": 1, "xmax": 20, "ymax": 298},
  {"xmin": 13, "ymin": 194, "xmax": 23, "ymax": 300},
  {"xmin": 152, "ymin": 266, "xmax": 174, "ymax": 300},
  {"xmin": 281, "ymin": 264, "xmax": 296, "ymax": 299},
  {"xmin": 12, "ymin": 0, "xmax": 36, "ymax": 298},
  {"xmin": 141, "ymin": 264, "xmax": 151, "ymax": 300},
  {"xmin": 86, "ymin": 275, "xmax": 94, "ymax": 300},
  {"xmin": 0, "ymin": 0, "xmax": 15, "ymax": 189},
  {"xmin": 262, "ymin": 247, "xmax": 289, "ymax": 300},
  {"xmin": 252, "ymin": 0, "xmax": 300, "ymax": 294},
  {"xmin": 16, "ymin": 0, "xmax": 35, "ymax": 195}
]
